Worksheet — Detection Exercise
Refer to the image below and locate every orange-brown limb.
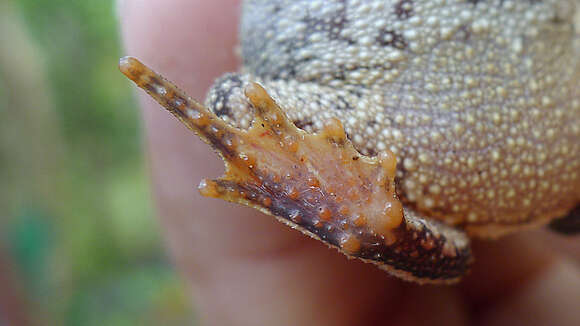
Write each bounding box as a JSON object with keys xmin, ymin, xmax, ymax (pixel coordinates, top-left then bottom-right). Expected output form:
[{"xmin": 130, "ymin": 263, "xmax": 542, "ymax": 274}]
[{"xmin": 119, "ymin": 56, "xmax": 472, "ymax": 284}]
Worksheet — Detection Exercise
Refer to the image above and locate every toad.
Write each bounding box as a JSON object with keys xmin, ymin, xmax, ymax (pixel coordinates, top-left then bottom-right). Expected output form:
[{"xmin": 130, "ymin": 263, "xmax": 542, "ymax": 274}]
[{"xmin": 120, "ymin": 0, "xmax": 579, "ymax": 284}]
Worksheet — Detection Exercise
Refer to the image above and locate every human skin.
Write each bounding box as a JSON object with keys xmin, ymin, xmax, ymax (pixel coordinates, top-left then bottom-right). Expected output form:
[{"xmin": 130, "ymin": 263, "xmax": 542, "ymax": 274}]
[{"xmin": 118, "ymin": 0, "xmax": 580, "ymax": 325}]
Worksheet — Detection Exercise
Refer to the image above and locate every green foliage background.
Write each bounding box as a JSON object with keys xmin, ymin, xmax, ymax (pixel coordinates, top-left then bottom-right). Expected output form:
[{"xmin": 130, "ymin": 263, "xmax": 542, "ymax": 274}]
[{"xmin": 0, "ymin": 0, "xmax": 194, "ymax": 324}]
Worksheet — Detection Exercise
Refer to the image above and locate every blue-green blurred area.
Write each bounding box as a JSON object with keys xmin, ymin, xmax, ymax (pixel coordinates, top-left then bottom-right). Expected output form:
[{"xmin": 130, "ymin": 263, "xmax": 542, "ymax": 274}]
[{"xmin": 0, "ymin": 1, "xmax": 195, "ymax": 324}]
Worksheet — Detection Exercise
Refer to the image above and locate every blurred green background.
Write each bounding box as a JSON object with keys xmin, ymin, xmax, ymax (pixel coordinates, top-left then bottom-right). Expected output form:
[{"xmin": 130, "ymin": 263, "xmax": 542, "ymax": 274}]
[{"xmin": 0, "ymin": 0, "xmax": 195, "ymax": 324}]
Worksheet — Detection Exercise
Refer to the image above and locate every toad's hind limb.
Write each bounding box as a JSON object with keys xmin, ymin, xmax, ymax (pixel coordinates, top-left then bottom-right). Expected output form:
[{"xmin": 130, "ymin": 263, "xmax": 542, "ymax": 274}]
[{"xmin": 119, "ymin": 56, "xmax": 472, "ymax": 284}]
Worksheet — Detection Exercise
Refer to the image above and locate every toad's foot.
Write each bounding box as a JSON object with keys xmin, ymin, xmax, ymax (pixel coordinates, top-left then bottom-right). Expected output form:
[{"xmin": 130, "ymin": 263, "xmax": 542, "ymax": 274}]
[{"xmin": 120, "ymin": 57, "xmax": 472, "ymax": 284}]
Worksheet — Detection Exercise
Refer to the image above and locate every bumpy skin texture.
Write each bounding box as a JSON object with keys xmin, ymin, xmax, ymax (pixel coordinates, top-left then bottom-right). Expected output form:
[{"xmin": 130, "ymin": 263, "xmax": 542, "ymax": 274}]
[
  {"xmin": 122, "ymin": 0, "xmax": 580, "ymax": 284},
  {"xmin": 208, "ymin": 0, "xmax": 580, "ymax": 236}
]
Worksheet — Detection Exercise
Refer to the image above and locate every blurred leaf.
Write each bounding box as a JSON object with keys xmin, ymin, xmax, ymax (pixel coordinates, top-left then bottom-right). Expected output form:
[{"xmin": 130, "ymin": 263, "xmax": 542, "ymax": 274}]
[
  {"xmin": 1, "ymin": 0, "xmax": 194, "ymax": 324},
  {"xmin": 66, "ymin": 266, "xmax": 195, "ymax": 326},
  {"xmin": 7, "ymin": 205, "xmax": 53, "ymax": 294}
]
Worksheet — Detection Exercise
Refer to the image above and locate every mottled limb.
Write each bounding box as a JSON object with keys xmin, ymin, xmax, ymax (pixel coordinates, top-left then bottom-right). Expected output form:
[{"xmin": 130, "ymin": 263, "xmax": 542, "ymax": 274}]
[
  {"xmin": 549, "ymin": 205, "xmax": 580, "ymax": 235},
  {"xmin": 119, "ymin": 57, "xmax": 472, "ymax": 284}
]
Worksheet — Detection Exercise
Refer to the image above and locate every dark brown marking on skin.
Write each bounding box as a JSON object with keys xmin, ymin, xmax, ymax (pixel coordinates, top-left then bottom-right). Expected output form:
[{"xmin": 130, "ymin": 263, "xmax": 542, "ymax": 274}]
[
  {"xmin": 209, "ymin": 74, "xmax": 244, "ymax": 119},
  {"xmin": 376, "ymin": 29, "xmax": 408, "ymax": 49},
  {"xmin": 394, "ymin": 0, "xmax": 414, "ymax": 20},
  {"xmin": 293, "ymin": 119, "xmax": 314, "ymax": 130},
  {"xmin": 302, "ymin": 0, "xmax": 352, "ymax": 44},
  {"xmin": 366, "ymin": 148, "xmax": 377, "ymax": 157},
  {"xmin": 334, "ymin": 94, "xmax": 354, "ymax": 111},
  {"xmin": 119, "ymin": 57, "xmax": 472, "ymax": 284},
  {"xmin": 457, "ymin": 24, "xmax": 472, "ymax": 41}
]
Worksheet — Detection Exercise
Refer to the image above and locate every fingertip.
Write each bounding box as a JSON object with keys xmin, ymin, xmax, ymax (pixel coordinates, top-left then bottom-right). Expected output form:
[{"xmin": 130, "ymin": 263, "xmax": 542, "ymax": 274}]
[{"xmin": 119, "ymin": 0, "xmax": 241, "ymax": 98}]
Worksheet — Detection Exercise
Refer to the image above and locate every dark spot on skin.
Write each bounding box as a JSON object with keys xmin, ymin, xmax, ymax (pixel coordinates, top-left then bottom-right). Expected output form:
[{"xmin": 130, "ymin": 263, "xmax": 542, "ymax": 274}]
[
  {"xmin": 366, "ymin": 148, "xmax": 377, "ymax": 157},
  {"xmin": 457, "ymin": 24, "xmax": 471, "ymax": 41},
  {"xmin": 310, "ymin": 63, "xmax": 396, "ymax": 85},
  {"xmin": 293, "ymin": 119, "xmax": 314, "ymax": 130},
  {"xmin": 333, "ymin": 94, "xmax": 354, "ymax": 111},
  {"xmin": 384, "ymin": 116, "xmax": 395, "ymax": 126},
  {"xmin": 271, "ymin": 4, "xmax": 282, "ymax": 14},
  {"xmin": 260, "ymin": 40, "xmax": 315, "ymax": 80},
  {"xmin": 174, "ymin": 95, "xmax": 187, "ymax": 106},
  {"xmin": 302, "ymin": 0, "xmax": 353, "ymax": 43},
  {"xmin": 350, "ymin": 88, "xmax": 364, "ymax": 98},
  {"xmin": 376, "ymin": 29, "xmax": 408, "ymax": 50},
  {"xmin": 142, "ymin": 84, "xmax": 157, "ymax": 97},
  {"xmin": 331, "ymin": 67, "xmax": 347, "ymax": 81},
  {"xmin": 148, "ymin": 76, "xmax": 164, "ymax": 88},
  {"xmin": 203, "ymin": 129, "xmax": 237, "ymax": 161},
  {"xmin": 549, "ymin": 12, "xmax": 566, "ymax": 25},
  {"xmin": 210, "ymin": 74, "xmax": 243, "ymax": 119},
  {"xmin": 394, "ymin": 0, "xmax": 414, "ymax": 20}
]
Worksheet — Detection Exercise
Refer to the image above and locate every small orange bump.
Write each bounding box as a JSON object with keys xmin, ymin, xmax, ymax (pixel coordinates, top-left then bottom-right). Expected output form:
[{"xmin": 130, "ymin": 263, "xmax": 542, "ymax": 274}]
[
  {"xmin": 258, "ymin": 129, "xmax": 272, "ymax": 138},
  {"xmin": 442, "ymin": 243, "xmax": 457, "ymax": 258},
  {"xmin": 287, "ymin": 187, "xmax": 300, "ymax": 200},
  {"xmin": 339, "ymin": 205, "xmax": 350, "ymax": 215},
  {"xmin": 304, "ymin": 194, "xmax": 317, "ymax": 205},
  {"xmin": 191, "ymin": 112, "xmax": 210, "ymax": 127},
  {"xmin": 341, "ymin": 154, "xmax": 354, "ymax": 166},
  {"xmin": 198, "ymin": 179, "xmax": 220, "ymax": 198},
  {"xmin": 164, "ymin": 89, "xmax": 175, "ymax": 100},
  {"xmin": 319, "ymin": 206, "xmax": 332, "ymax": 221},
  {"xmin": 353, "ymin": 214, "xmax": 367, "ymax": 227},
  {"xmin": 307, "ymin": 176, "xmax": 320, "ymax": 188},
  {"xmin": 289, "ymin": 211, "xmax": 302, "ymax": 223},
  {"xmin": 314, "ymin": 220, "xmax": 323, "ymax": 228},
  {"xmin": 239, "ymin": 153, "xmax": 256, "ymax": 168},
  {"xmin": 244, "ymin": 83, "xmax": 276, "ymax": 113},
  {"xmin": 421, "ymin": 238, "xmax": 435, "ymax": 251},
  {"xmin": 339, "ymin": 234, "xmax": 361, "ymax": 255},
  {"xmin": 384, "ymin": 232, "xmax": 397, "ymax": 246},
  {"xmin": 262, "ymin": 196, "xmax": 272, "ymax": 207},
  {"xmin": 379, "ymin": 150, "xmax": 397, "ymax": 177},
  {"xmin": 377, "ymin": 200, "xmax": 404, "ymax": 232},
  {"xmin": 119, "ymin": 56, "xmax": 144, "ymax": 80},
  {"xmin": 286, "ymin": 139, "xmax": 299, "ymax": 153}
]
